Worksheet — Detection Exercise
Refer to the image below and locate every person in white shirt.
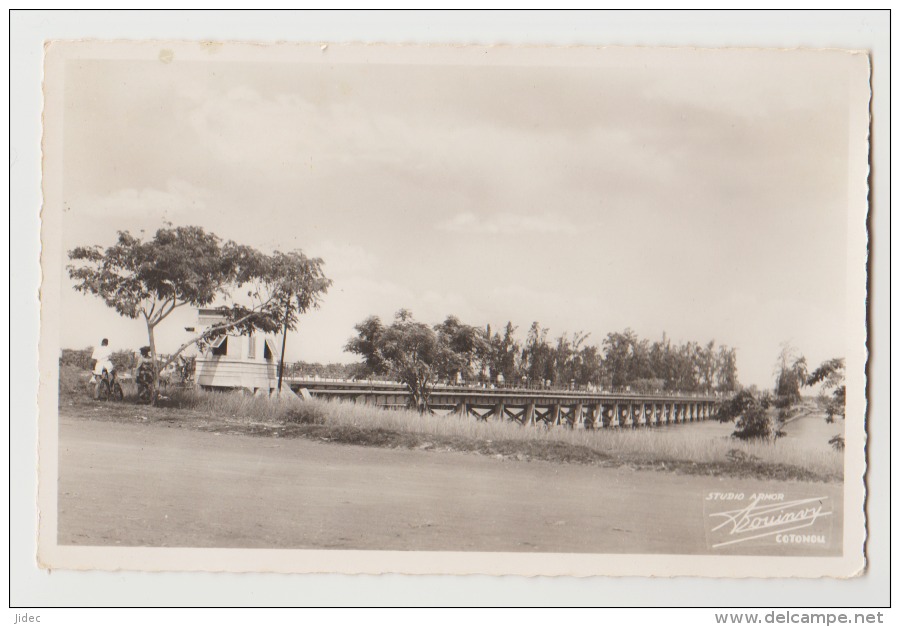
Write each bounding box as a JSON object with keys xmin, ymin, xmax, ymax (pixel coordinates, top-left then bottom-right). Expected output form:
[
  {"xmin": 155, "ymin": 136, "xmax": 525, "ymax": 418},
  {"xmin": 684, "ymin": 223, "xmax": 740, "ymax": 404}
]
[{"xmin": 91, "ymin": 338, "xmax": 114, "ymax": 376}]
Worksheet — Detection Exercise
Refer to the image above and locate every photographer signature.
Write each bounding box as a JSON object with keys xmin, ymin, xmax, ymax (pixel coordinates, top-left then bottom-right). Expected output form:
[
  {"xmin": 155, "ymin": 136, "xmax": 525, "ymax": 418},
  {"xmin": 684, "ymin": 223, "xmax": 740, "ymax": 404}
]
[{"xmin": 709, "ymin": 495, "xmax": 831, "ymax": 548}]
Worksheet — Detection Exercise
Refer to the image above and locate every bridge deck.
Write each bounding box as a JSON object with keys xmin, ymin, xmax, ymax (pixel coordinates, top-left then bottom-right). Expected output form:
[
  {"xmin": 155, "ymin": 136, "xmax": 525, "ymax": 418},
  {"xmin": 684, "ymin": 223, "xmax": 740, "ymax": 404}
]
[
  {"xmin": 286, "ymin": 378, "xmax": 721, "ymax": 404},
  {"xmin": 286, "ymin": 378, "xmax": 722, "ymax": 428}
]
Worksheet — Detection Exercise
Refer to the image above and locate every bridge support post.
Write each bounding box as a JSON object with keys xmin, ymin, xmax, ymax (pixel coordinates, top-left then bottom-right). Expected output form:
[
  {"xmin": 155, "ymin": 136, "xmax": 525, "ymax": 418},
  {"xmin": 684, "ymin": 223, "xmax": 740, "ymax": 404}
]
[
  {"xmin": 523, "ymin": 402, "xmax": 535, "ymax": 426},
  {"xmin": 493, "ymin": 401, "xmax": 505, "ymax": 421},
  {"xmin": 593, "ymin": 404, "xmax": 602, "ymax": 428},
  {"xmin": 455, "ymin": 401, "xmax": 468, "ymax": 418},
  {"xmin": 573, "ymin": 402, "xmax": 584, "ymax": 429},
  {"xmin": 551, "ymin": 404, "xmax": 561, "ymax": 426}
]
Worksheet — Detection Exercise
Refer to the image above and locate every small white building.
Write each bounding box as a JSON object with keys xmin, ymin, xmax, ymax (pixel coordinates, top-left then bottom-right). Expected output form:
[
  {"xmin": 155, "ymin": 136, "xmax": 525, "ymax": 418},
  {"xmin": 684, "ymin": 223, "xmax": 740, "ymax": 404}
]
[{"xmin": 192, "ymin": 308, "xmax": 282, "ymax": 393}]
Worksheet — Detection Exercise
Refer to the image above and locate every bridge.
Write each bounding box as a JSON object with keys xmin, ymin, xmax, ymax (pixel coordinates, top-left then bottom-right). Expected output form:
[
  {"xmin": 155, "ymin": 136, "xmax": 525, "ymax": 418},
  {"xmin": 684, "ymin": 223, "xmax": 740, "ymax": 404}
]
[{"xmin": 286, "ymin": 379, "xmax": 723, "ymax": 429}]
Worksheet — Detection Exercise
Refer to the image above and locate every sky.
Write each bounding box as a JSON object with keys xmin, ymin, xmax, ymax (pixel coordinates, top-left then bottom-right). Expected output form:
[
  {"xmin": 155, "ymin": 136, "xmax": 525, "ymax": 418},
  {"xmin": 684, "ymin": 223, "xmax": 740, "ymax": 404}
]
[{"xmin": 55, "ymin": 45, "xmax": 860, "ymax": 388}]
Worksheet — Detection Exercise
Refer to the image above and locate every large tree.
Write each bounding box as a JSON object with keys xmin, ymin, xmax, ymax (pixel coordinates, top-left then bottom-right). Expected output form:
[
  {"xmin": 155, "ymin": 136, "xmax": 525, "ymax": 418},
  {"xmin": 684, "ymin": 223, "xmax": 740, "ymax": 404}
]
[
  {"xmin": 267, "ymin": 250, "xmax": 333, "ymax": 392},
  {"xmin": 773, "ymin": 343, "xmax": 808, "ymax": 408},
  {"xmin": 433, "ymin": 315, "xmax": 485, "ymax": 384},
  {"xmin": 67, "ymin": 225, "xmax": 330, "ymax": 403},
  {"xmin": 345, "ymin": 310, "xmax": 459, "ymax": 413}
]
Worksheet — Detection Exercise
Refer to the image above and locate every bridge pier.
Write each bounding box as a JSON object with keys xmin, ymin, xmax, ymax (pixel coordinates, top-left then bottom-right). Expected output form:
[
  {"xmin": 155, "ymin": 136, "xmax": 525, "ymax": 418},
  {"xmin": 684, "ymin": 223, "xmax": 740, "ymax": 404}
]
[
  {"xmin": 584, "ymin": 404, "xmax": 597, "ymax": 429},
  {"xmin": 523, "ymin": 402, "xmax": 535, "ymax": 426},
  {"xmin": 572, "ymin": 402, "xmax": 584, "ymax": 429}
]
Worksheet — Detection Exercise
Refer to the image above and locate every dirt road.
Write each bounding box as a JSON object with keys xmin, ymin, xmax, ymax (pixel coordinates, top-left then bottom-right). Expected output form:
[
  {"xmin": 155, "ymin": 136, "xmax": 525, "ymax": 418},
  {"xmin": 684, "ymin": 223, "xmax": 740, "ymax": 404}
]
[{"xmin": 58, "ymin": 417, "xmax": 842, "ymax": 555}]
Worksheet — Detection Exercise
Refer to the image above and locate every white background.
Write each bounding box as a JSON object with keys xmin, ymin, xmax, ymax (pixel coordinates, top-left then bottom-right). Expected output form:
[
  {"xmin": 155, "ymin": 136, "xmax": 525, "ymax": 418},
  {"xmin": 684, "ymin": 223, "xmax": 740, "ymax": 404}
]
[{"xmin": 8, "ymin": 9, "xmax": 892, "ymax": 611}]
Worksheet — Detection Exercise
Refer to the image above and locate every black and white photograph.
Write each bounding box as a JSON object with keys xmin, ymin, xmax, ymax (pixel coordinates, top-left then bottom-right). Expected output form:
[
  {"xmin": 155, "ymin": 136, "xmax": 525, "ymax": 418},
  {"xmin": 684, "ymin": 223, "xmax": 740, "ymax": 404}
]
[{"xmin": 35, "ymin": 38, "xmax": 870, "ymax": 579}]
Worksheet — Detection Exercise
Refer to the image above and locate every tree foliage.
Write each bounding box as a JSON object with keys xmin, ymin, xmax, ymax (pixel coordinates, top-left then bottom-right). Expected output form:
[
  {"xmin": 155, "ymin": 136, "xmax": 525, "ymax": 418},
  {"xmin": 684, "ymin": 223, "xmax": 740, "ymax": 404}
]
[
  {"xmin": 345, "ymin": 310, "xmax": 462, "ymax": 413},
  {"xmin": 806, "ymin": 358, "xmax": 846, "ymax": 423},
  {"xmin": 771, "ymin": 342, "xmax": 808, "ymax": 408},
  {"xmin": 68, "ymin": 225, "xmax": 331, "ymax": 403},
  {"xmin": 715, "ymin": 388, "xmax": 779, "ymax": 441}
]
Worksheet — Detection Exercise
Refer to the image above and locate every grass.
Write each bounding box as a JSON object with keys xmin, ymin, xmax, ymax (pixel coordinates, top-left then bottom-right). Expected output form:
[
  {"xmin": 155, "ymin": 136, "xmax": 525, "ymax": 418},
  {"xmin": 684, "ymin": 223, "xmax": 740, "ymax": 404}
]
[{"xmin": 57, "ymin": 365, "xmax": 843, "ymax": 483}]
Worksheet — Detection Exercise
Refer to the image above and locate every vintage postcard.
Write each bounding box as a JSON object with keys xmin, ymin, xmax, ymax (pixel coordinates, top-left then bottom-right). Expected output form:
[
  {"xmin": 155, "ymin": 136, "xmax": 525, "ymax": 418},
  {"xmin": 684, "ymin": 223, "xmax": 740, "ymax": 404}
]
[{"xmin": 38, "ymin": 40, "xmax": 870, "ymax": 577}]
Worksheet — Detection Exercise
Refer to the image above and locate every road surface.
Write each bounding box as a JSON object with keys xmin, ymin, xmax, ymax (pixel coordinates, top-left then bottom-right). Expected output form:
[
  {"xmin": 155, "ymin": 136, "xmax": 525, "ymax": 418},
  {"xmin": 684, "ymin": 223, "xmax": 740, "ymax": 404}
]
[{"xmin": 58, "ymin": 417, "xmax": 842, "ymax": 555}]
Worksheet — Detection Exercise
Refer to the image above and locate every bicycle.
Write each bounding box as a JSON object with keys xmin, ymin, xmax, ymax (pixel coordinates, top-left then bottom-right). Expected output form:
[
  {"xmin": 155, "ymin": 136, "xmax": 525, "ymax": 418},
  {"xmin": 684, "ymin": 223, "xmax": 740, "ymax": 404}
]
[{"xmin": 92, "ymin": 368, "xmax": 124, "ymax": 402}]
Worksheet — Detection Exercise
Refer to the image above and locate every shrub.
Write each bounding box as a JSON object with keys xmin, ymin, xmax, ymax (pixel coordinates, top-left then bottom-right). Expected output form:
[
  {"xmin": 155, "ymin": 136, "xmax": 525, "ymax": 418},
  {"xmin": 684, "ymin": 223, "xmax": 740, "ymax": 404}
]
[
  {"xmin": 60, "ymin": 348, "xmax": 93, "ymax": 370},
  {"xmin": 716, "ymin": 388, "xmax": 779, "ymax": 441},
  {"xmin": 732, "ymin": 404, "xmax": 773, "ymax": 441}
]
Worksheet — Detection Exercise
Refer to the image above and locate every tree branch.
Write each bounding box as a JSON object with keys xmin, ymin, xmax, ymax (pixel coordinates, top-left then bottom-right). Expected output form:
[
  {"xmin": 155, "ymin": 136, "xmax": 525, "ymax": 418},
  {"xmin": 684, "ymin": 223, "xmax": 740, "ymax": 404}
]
[{"xmin": 156, "ymin": 305, "xmax": 275, "ymax": 374}]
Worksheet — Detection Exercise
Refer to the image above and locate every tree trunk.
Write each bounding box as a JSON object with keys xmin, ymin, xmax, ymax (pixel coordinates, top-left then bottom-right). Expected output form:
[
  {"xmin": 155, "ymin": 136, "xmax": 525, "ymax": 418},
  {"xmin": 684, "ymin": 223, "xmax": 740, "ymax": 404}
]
[
  {"xmin": 147, "ymin": 321, "xmax": 160, "ymax": 406},
  {"xmin": 416, "ymin": 380, "xmax": 431, "ymax": 414},
  {"xmin": 277, "ymin": 302, "xmax": 290, "ymax": 393}
]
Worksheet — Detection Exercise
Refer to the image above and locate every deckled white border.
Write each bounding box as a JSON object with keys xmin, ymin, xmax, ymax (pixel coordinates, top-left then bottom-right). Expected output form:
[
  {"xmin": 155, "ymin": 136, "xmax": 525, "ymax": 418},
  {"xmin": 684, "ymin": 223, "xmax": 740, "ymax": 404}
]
[{"xmin": 36, "ymin": 40, "xmax": 870, "ymax": 579}]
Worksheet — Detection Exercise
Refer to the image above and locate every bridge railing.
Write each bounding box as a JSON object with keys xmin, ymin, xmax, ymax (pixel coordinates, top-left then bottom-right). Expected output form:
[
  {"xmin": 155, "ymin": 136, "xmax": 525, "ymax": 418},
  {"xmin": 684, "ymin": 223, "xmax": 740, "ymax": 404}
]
[{"xmin": 284, "ymin": 376, "xmax": 728, "ymax": 401}]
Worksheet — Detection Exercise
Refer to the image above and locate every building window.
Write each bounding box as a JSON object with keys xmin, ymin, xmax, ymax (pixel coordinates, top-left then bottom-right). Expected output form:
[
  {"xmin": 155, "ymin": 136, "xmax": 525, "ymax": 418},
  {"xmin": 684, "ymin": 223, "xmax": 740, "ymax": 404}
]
[{"xmin": 211, "ymin": 337, "xmax": 228, "ymax": 356}]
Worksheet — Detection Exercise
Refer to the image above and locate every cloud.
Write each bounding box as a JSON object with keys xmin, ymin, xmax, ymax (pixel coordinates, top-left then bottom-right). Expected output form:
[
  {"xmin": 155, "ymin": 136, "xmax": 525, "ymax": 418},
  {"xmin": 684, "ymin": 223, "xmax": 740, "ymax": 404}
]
[
  {"xmin": 73, "ymin": 179, "xmax": 211, "ymax": 220},
  {"xmin": 436, "ymin": 211, "xmax": 580, "ymax": 236},
  {"xmin": 62, "ymin": 179, "xmax": 215, "ymax": 251},
  {"xmin": 307, "ymin": 240, "xmax": 378, "ymax": 278}
]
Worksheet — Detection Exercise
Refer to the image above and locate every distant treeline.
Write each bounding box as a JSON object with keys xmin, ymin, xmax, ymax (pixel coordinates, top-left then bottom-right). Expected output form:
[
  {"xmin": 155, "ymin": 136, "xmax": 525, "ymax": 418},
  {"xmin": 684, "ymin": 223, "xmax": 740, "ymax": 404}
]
[
  {"xmin": 60, "ymin": 347, "xmax": 138, "ymax": 371},
  {"xmin": 296, "ymin": 323, "xmax": 739, "ymax": 393},
  {"xmin": 282, "ymin": 361, "xmax": 365, "ymax": 380},
  {"xmin": 474, "ymin": 323, "xmax": 738, "ymax": 393},
  {"xmin": 344, "ymin": 312, "xmax": 740, "ymax": 393}
]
